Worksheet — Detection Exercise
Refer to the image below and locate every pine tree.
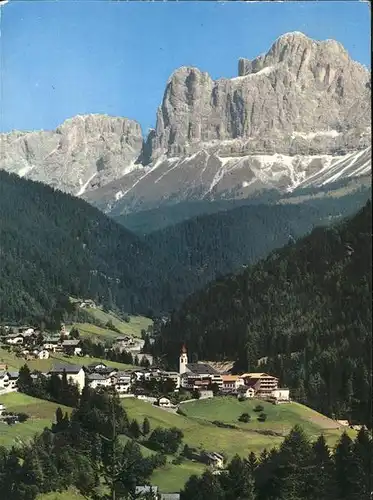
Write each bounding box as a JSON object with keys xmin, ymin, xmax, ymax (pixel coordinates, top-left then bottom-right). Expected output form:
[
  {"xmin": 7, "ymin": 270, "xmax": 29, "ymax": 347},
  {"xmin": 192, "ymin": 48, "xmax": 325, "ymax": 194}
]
[
  {"xmin": 142, "ymin": 417, "xmax": 151, "ymax": 436},
  {"xmin": 129, "ymin": 419, "xmax": 141, "ymax": 440},
  {"xmin": 17, "ymin": 364, "xmax": 33, "ymax": 393}
]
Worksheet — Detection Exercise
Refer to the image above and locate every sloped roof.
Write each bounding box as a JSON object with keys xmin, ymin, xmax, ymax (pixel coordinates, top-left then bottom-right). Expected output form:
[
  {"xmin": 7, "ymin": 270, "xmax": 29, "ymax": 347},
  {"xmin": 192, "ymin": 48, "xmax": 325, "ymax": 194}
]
[
  {"xmin": 221, "ymin": 375, "xmax": 240, "ymax": 382},
  {"xmin": 50, "ymin": 364, "xmax": 83, "ymax": 374},
  {"xmin": 186, "ymin": 363, "xmax": 218, "ymax": 375},
  {"xmin": 62, "ymin": 340, "xmax": 81, "ymax": 346},
  {"xmin": 87, "ymin": 373, "xmax": 110, "ymax": 381}
]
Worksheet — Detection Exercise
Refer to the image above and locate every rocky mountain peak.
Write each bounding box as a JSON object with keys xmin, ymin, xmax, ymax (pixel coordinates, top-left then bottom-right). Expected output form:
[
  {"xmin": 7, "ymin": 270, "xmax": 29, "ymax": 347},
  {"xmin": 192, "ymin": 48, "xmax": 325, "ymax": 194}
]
[
  {"xmin": 0, "ymin": 33, "xmax": 370, "ymax": 210},
  {"xmin": 0, "ymin": 114, "xmax": 143, "ymax": 195},
  {"xmin": 144, "ymin": 32, "xmax": 370, "ymax": 164}
]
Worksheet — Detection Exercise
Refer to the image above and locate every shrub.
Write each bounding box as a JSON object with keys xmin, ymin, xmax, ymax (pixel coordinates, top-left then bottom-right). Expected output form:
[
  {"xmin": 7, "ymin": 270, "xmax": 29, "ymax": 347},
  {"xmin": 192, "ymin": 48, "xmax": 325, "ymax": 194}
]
[
  {"xmin": 258, "ymin": 412, "xmax": 267, "ymax": 422},
  {"xmin": 212, "ymin": 420, "xmax": 237, "ymax": 429},
  {"xmin": 17, "ymin": 412, "xmax": 29, "ymax": 423},
  {"xmin": 254, "ymin": 404, "xmax": 264, "ymax": 412},
  {"xmin": 238, "ymin": 412, "xmax": 251, "ymax": 423}
]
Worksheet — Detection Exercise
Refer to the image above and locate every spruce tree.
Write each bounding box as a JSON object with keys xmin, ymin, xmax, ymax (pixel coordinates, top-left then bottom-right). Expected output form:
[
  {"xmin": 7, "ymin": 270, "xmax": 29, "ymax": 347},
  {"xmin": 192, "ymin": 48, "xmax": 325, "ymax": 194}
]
[
  {"xmin": 307, "ymin": 435, "xmax": 335, "ymax": 500},
  {"xmin": 142, "ymin": 417, "xmax": 151, "ymax": 436},
  {"xmin": 224, "ymin": 454, "xmax": 256, "ymax": 500},
  {"xmin": 334, "ymin": 432, "xmax": 355, "ymax": 500},
  {"xmin": 350, "ymin": 428, "xmax": 373, "ymax": 500}
]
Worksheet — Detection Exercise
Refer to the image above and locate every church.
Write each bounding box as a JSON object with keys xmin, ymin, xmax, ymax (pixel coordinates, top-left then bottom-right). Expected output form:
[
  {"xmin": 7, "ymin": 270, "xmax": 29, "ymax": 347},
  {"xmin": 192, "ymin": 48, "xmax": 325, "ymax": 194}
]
[{"xmin": 178, "ymin": 345, "xmax": 223, "ymax": 390}]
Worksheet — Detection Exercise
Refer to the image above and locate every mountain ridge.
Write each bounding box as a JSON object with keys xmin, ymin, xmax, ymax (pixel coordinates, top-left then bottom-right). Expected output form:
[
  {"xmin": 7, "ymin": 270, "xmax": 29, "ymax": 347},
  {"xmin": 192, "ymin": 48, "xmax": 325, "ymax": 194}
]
[{"xmin": 0, "ymin": 32, "xmax": 371, "ymax": 214}]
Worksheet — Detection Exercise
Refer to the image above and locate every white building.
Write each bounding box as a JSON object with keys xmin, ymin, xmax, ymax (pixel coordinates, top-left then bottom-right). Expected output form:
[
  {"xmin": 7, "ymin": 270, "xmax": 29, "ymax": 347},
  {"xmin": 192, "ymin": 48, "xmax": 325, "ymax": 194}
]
[
  {"xmin": 199, "ymin": 390, "xmax": 214, "ymax": 399},
  {"xmin": 112, "ymin": 371, "xmax": 133, "ymax": 394},
  {"xmin": 221, "ymin": 375, "xmax": 245, "ymax": 392},
  {"xmin": 237, "ymin": 386, "xmax": 255, "ymax": 399},
  {"xmin": 158, "ymin": 397, "xmax": 172, "ymax": 407},
  {"xmin": 270, "ymin": 388, "xmax": 290, "ymax": 402},
  {"xmin": 86, "ymin": 373, "xmax": 112, "ymax": 390},
  {"xmin": 49, "ymin": 364, "xmax": 85, "ymax": 392},
  {"xmin": 160, "ymin": 371, "xmax": 180, "ymax": 389},
  {"xmin": 0, "ymin": 372, "xmax": 9, "ymax": 389},
  {"xmin": 6, "ymin": 334, "xmax": 24, "ymax": 345},
  {"xmin": 33, "ymin": 349, "xmax": 50, "ymax": 359}
]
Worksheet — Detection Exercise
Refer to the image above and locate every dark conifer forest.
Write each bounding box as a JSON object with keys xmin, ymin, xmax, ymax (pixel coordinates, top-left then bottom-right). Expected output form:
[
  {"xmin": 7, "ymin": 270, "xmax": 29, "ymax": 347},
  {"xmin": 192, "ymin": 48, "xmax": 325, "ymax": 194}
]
[
  {"xmin": 1, "ymin": 170, "xmax": 370, "ymax": 330},
  {"xmin": 0, "ymin": 171, "xmax": 179, "ymax": 323},
  {"xmin": 155, "ymin": 201, "xmax": 372, "ymax": 425}
]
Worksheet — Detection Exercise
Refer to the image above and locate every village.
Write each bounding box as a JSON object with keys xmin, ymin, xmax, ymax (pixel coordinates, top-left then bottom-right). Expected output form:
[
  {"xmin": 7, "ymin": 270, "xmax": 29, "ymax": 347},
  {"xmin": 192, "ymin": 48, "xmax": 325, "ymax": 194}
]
[
  {"xmin": 0, "ymin": 322, "xmax": 365, "ymax": 499},
  {"xmin": 0, "ymin": 317, "xmax": 290, "ymax": 407}
]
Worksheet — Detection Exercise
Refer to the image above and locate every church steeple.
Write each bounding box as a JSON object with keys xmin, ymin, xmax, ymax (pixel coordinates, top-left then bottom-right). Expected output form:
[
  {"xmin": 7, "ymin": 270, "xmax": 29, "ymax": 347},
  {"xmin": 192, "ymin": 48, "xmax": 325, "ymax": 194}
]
[{"xmin": 179, "ymin": 344, "xmax": 188, "ymax": 374}]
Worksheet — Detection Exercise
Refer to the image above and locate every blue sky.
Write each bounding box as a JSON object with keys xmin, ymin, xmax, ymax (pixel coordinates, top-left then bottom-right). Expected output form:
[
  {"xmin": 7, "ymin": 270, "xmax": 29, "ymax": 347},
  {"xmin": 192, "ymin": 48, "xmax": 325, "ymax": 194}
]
[{"xmin": 0, "ymin": 1, "xmax": 370, "ymax": 135}]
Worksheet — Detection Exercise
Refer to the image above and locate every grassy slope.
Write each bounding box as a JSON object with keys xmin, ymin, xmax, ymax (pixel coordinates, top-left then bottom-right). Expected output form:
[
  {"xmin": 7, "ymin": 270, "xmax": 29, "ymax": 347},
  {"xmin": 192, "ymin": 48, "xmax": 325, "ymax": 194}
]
[
  {"xmin": 80, "ymin": 307, "xmax": 153, "ymax": 338},
  {"xmin": 0, "ymin": 392, "xmax": 71, "ymax": 447},
  {"xmin": 122, "ymin": 397, "xmax": 283, "ymax": 459},
  {"xmin": 151, "ymin": 460, "xmax": 205, "ymax": 493},
  {"xmin": 122, "ymin": 397, "xmax": 356, "ymax": 459},
  {"xmin": 120, "ymin": 434, "xmax": 205, "ymax": 492},
  {"xmin": 37, "ymin": 488, "xmax": 85, "ymax": 500},
  {"xmin": 0, "ymin": 347, "xmax": 134, "ymax": 372}
]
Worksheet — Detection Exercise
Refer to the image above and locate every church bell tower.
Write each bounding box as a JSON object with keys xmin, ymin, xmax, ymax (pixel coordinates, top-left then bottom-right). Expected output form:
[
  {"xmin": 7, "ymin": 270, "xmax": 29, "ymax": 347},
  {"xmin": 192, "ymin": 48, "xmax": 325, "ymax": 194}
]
[{"xmin": 179, "ymin": 344, "xmax": 188, "ymax": 374}]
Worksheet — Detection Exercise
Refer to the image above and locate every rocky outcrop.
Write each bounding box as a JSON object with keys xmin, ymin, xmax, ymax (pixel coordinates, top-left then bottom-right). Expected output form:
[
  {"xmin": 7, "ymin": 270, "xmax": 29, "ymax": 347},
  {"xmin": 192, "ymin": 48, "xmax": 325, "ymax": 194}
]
[
  {"xmin": 0, "ymin": 114, "xmax": 143, "ymax": 195},
  {"xmin": 145, "ymin": 32, "xmax": 370, "ymax": 163}
]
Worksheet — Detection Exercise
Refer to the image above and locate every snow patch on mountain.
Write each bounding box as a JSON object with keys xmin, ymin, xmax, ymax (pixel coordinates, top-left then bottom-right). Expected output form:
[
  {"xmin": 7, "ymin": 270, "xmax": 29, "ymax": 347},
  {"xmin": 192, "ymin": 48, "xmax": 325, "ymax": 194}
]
[
  {"xmin": 76, "ymin": 173, "xmax": 97, "ymax": 196},
  {"xmin": 18, "ymin": 165, "xmax": 35, "ymax": 177}
]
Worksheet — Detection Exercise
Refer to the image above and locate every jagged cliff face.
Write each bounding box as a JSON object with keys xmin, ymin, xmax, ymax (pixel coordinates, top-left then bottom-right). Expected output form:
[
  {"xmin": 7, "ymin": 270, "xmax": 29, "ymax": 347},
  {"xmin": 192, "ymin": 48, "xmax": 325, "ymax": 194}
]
[
  {"xmin": 0, "ymin": 32, "xmax": 371, "ymax": 210},
  {"xmin": 146, "ymin": 32, "xmax": 370, "ymax": 162},
  {"xmin": 0, "ymin": 114, "xmax": 143, "ymax": 195}
]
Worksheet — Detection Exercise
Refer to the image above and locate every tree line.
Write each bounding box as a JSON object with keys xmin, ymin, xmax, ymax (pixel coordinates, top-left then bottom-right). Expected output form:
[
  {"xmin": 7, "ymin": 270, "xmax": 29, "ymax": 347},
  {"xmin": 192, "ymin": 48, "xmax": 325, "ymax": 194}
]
[
  {"xmin": 181, "ymin": 425, "xmax": 373, "ymax": 500},
  {"xmin": 0, "ymin": 386, "xmax": 171, "ymax": 499}
]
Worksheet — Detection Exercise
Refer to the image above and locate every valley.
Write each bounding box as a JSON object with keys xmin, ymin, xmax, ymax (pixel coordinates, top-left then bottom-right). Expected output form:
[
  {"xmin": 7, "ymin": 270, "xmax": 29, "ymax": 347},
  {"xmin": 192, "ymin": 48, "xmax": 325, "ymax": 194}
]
[{"xmin": 0, "ymin": 7, "xmax": 371, "ymax": 499}]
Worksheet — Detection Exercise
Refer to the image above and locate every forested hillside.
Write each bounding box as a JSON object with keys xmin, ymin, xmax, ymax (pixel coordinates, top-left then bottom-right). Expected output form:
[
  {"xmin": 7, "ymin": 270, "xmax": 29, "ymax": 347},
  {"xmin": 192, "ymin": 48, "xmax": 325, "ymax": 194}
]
[
  {"xmin": 155, "ymin": 202, "xmax": 372, "ymax": 425},
  {"xmin": 0, "ymin": 172, "xmax": 176, "ymax": 324},
  {"xmin": 144, "ymin": 191, "xmax": 370, "ymax": 287},
  {"xmin": 116, "ymin": 178, "xmax": 371, "ymax": 234}
]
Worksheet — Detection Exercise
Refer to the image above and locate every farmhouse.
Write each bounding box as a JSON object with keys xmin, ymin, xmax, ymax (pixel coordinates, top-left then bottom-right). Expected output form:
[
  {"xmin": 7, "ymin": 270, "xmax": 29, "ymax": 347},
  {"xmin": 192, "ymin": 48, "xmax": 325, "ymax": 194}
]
[
  {"xmin": 158, "ymin": 397, "xmax": 172, "ymax": 407},
  {"xmin": 269, "ymin": 388, "xmax": 290, "ymax": 403},
  {"xmin": 6, "ymin": 371, "xmax": 19, "ymax": 389},
  {"xmin": 43, "ymin": 336, "xmax": 61, "ymax": 352},
  {"xmin": 49, "ymin": 364, "xmax": 85, "ymax": 392},
  {"xmin": 79, "ymin": 299, "xmax": 96, "ymax": 309},
  {"xmin": 159, "ymin": 371, "xmax": 180, "ymax": 389},
  {"xmin": 203, "ymin": 452, "xmax": 225, "ymax": 469},
  {"xmin": 62, "ymin": 339, "xmax": 82, "ymax": 356},
  {"xmin": 86, "ymin": 362, "xmax": 108, "ymax": 372},
  {"xmin": 0, "ymin": 372, "xmax": 10, "ymax": 389},
  {"xmin": 112, "ymin": 371, "xmax": 133, "ymax": 394},
  {"xmin": 32, "ymin": 349, "xmax": 50, "ymax": 360},
  {"xmin": 86, "ymin": 373, "xmax": 112, "ymax": 390},
  {"xmin": 237, "ymin": 386, "xmax": 255, "ymax": 399},
  {"xmin": 6, "ymin": 334, "xmax": 24, "ymax": 345},
  {"xmin": 139, "ymin": 353, "xmax": 153, "ymax": 365},
  {"xmin": 199, "ymin": 389, "xmax": 214, "ymax": 399},
  {"xmin": 135, "ymin": 486, "xmax": 158, "ymax": 498}
]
